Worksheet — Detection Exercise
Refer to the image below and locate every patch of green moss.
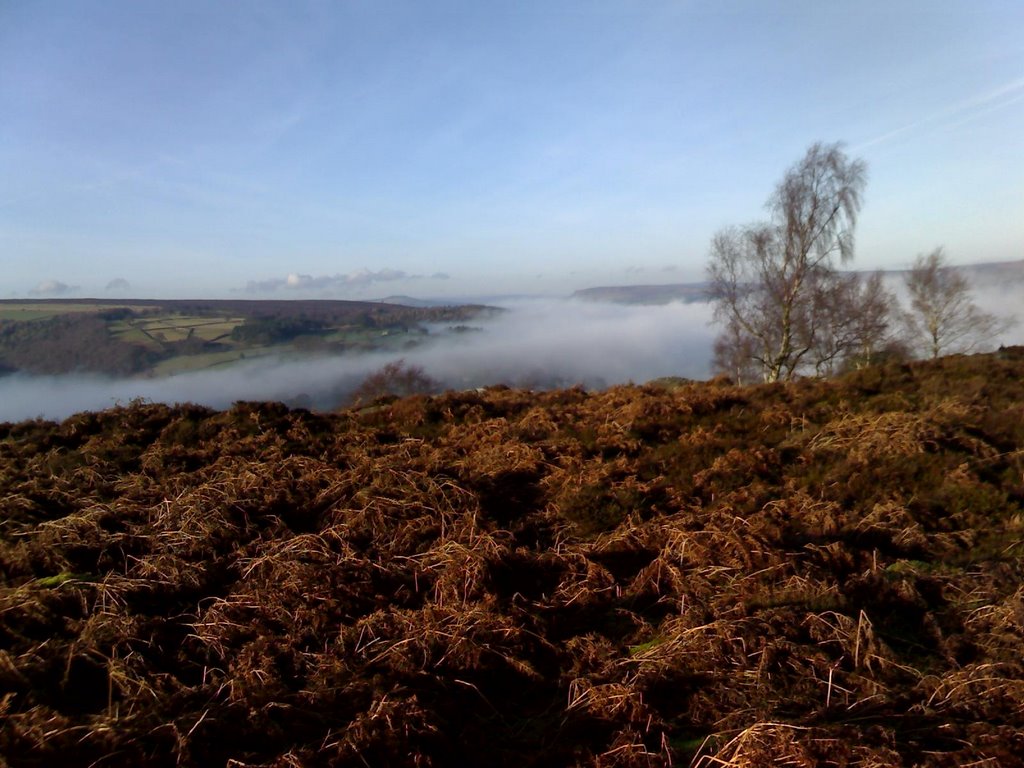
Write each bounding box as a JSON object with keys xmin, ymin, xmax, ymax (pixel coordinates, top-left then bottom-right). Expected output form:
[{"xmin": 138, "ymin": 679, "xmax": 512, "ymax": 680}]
[{"xmin": 36, "ymin": 572, "xmax": 92, "ymax": 588}]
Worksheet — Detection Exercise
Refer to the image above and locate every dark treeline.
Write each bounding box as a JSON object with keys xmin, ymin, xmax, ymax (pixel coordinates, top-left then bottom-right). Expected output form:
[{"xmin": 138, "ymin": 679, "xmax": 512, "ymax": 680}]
[{"xmin": 0, "ymin": 315, "xmax": 162, "ymax": 376}]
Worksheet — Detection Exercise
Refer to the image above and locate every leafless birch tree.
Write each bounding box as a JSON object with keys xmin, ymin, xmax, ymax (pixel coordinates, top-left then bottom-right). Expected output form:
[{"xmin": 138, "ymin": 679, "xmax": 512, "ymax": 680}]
[
  {"xmin": 707, "ymin": 142, "xmax": 876, "ymax": 382},
  {"xmin": 903, "ymin": 248, "xmax": 1013, "ymax": 358},
  {"xmin": 809, "ymin": 271, "xmax": 903, "ymax": 375}
]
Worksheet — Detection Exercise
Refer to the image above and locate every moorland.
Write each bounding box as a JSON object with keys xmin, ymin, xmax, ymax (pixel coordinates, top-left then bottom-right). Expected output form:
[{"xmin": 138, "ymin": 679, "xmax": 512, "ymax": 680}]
[
  {"xmin": 0, "ymin": 298, "xmax": 488, "ymax": 378},
  {"xmin": 2, "ymin": 349, "xmax": 1024, "ymax": 766}
]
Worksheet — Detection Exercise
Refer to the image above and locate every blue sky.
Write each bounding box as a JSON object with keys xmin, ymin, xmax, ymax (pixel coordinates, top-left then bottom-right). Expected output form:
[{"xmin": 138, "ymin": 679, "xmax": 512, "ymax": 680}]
[{"xmin": 2, "ymin": 0, "xmax": 1022, "ymax": 299}]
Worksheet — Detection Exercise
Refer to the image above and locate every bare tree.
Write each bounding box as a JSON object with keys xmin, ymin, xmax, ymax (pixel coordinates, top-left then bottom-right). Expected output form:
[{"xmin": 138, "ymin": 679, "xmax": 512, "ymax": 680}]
[
  {"xmin": 903, "ymin": 248, "xmax": 1014, "ymax": 359},
  {"xmin": 707, "ymin": 142, "xmax": 869, "ymax": 381},
  {"xmin": 810, "ymin": 271, "xmax": 901, "ymax": 375},
  {"xmin": 711, "ymin": 317, "xmax": 761, "ymax": 385}
]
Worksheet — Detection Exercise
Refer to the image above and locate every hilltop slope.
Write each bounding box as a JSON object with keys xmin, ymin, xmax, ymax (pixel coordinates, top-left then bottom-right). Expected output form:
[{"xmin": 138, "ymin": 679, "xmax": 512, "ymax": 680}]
[{"xmin": 2, "ymin": 350, "xmax": 1024, "ymax": 766}]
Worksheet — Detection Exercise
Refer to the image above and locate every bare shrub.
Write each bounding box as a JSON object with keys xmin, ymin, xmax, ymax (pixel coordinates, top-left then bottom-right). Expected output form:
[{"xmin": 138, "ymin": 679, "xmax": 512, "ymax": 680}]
[{"xmin": 348, "ymin": 359, "xmax": 437, "ymax": 406}]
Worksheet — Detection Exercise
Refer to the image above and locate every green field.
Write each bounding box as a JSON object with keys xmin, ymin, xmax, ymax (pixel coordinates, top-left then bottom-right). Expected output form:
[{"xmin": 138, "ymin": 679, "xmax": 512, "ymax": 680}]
[
  {"xmin": 0, "ymin": 303, "xmax": 147, "ymax": 322},
  {"xmin": 150, "ymin": 330, "xmax": 425, "ymax": 376},
  {"xmin": 109, "ymin": 315, "xmax": 245, "ymax": 348},
  {"xmin": 151, "ymin": 348, "xmax": 254, "ymax": 375},
  {"xmin": 107, "ymin": 323, "xmax": 161, "ymax": 349},
  {"xmin": 132, "ymin": 315, "xmax": 243, "ymax": 342},
  {"xmin": 116, "ymin": 324, "xmax": 418, "ymax": 376}
]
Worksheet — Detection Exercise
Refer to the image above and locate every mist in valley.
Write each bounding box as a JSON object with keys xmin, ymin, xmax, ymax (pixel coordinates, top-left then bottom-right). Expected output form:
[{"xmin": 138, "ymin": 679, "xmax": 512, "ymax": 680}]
[
  {"xmin": 0, "ymin": 299, "xmax": 718, "ymax": 423},
  {"xmin": 3, "ymin": 269, "xmax": 1020, "ymax": 426}
]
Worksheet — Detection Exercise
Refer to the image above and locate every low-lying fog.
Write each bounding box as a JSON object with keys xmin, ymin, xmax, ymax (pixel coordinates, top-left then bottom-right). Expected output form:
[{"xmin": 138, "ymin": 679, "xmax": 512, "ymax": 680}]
[
  {"xmin": 2, "ymin": 282, "xmax": 1019, "ymax": 425},
  {"xmin": 0, "ymin": 299, "xmax": 719, "ymax": 423}
]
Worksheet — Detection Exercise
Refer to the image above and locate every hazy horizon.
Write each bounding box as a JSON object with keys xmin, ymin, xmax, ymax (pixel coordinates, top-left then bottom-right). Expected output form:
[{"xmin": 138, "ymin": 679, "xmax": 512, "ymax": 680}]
[{"xmin": 5, "ymin": 252, "xmax": 1024, "ymax": 309}]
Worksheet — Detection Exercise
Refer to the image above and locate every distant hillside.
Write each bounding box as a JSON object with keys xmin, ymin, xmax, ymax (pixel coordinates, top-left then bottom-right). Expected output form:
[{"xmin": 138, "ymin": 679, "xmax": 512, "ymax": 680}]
[
  {"xmin": 3, "ymin": 349, "xmax": 1024, "ymax": 766},
  {"xmin": 936, "ymin": 257, "xmax": 1024, "ymax": 285},
  {"xmin": 871, "ymin": 258, "xmax": 1024, "ymax": 285},
  {"xmin": 0, "ymin": 297, "xmax": 487, "ymax": 377},
  {"xmin": 571, "ymin": 282, "xmax": 710, "ymax": 304},
  {"xmin": 374, "ymin": 295, "xmax": 444, "ymax": 308},
  {"xmin": 572, "ymin": 258, "xmax": 1024, "ymax": 305}
]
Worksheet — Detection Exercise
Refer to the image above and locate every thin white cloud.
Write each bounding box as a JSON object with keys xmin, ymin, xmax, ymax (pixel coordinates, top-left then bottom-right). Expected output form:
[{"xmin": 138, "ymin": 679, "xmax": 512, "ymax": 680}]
[
  {"xmin": 245, "ymin": 268, "xmax": 412, "ymax": 294},
  {"xmin": 855, "ymin": 76, "xmax": 1024, "ymax": 150},
  {"xmin": 244, "ymin": 268, "xmax": 456, "ymax": 295},
  {"xmin": 28, "ymin": 279, "xmax": 78, "ymax": 297}
]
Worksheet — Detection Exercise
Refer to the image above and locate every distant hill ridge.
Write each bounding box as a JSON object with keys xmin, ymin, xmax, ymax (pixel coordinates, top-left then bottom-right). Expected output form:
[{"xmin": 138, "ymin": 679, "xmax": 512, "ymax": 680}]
[
  {"xmin": 571, "ymin": 282, "xmax": 710, "ymax": 304},
  {"xmin": 572, "ymin": 258, "xmax": 1024, "ymax": 305}
]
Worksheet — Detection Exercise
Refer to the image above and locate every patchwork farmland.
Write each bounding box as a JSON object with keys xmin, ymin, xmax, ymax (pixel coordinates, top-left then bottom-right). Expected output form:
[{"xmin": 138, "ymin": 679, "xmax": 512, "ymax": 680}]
[{"xmin": 0, "ymin": 298, "xmax": 489, "ymax": 378}]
